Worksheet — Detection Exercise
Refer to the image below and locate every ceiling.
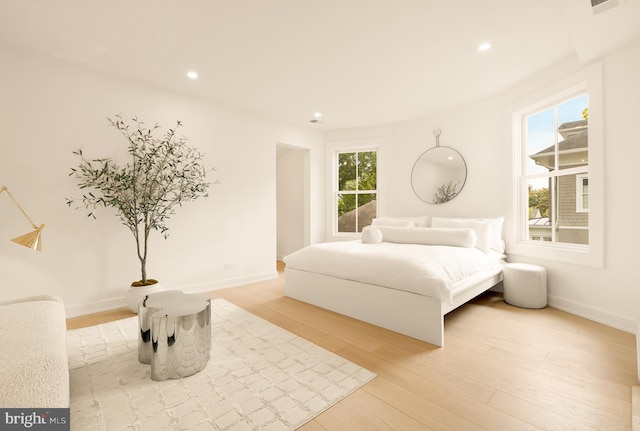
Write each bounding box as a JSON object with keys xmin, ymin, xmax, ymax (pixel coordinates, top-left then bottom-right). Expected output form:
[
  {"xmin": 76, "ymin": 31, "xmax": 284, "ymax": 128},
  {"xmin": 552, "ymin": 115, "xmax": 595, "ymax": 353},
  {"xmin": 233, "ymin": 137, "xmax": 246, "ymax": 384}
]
[{"xmin": 1, "ymin": 0, "xmax": 639, "ymax": 130}]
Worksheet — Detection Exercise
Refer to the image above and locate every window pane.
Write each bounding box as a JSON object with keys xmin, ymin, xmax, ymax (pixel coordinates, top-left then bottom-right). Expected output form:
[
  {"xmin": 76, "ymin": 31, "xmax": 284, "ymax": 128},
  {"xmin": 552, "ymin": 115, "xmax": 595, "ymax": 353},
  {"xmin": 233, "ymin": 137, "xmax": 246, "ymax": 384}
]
[
  {"xmin": 527, "ymin": 180, "xmax": 551, "ymax": 242},
  {"xmin": 337, "ymin": 193, "xmax": 356, "ymax": 232},
  {"xmin": 526, "ymin": 108, "xmax": 555, "ymax": 175},
  {"xmin": 357, "ymin": 194, "xmax": 376, "ymax": 232},
  {"xmin": 557, "ymin": 174, "xmax": 589, "ymax": 245},
  {"xmin": 527, "ymin": 176, "xmax": 589, "ymax": 245},
  {"xmin": 337, "ymin": 193, "xmax": 377, "ymax": 233},
  {"xmin": 557, "ymin": 95, "xmax": 588, "ymax": 171},
  {"xmin": 338, "ymin": 152, "xmax": 357, "ymax": 191},
  {"xmin": 526, "ymin": 95, "xmax": 588, "ymax": 174},
  {"xmin": 357, "ymin": 151, "xmax": 377, "ymax": 191}
]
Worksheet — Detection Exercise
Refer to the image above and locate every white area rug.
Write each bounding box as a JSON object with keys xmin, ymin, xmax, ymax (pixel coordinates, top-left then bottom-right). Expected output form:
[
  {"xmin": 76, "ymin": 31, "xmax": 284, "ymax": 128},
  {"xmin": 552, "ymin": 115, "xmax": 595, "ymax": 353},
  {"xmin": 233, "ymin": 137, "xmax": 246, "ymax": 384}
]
[{"xmin": 67, "ymin": 299, "xmax": 376, "ymax": 431}]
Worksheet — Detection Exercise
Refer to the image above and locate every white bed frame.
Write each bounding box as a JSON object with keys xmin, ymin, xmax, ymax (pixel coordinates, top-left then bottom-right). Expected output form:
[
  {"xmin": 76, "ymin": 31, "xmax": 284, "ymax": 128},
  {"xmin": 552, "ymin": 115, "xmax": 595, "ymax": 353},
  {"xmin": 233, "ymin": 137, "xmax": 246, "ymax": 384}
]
[{"xmin": 284, "ymin": 268, "xmax": 503, "ymax": 347}]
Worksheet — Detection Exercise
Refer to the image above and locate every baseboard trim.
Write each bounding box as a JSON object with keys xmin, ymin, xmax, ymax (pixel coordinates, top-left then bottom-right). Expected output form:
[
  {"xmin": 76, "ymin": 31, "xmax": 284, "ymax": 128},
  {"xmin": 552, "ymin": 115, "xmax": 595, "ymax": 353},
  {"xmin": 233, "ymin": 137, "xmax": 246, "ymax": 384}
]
[
  {"xmin": 65, "ymin": 297, "xmax": 128, "ymax": 318},
  {"xmin": 65, "ymin": 271, "xmax": 279, "ymax": 318},
  {"xmin": 180, "ymin": 271, "xmax": 279, "ymax": 294},
  {"xmin": 547, "ymin": 294, "xmax": 636, "ymax": 334}
]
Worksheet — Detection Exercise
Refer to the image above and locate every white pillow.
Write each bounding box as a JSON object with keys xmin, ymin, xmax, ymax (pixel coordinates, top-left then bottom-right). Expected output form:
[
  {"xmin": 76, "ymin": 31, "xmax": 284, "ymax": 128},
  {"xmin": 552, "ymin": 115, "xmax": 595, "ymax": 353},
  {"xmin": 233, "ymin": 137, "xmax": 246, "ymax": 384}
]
[
  {"xmin": 430, "ymin": 217, "xmax": 493, "ymax": 254},
  {"xmin": 376, "ymin": 226, "xmax": 477, "ymax": 248},
  {"xmin": 487, "ymin": 217, "xmax": 505, "ymax": 252},
  {"xmin": 374, "ymin": 216, "xmax": 430, "ymax": 228},
  {"xmin": 432, "ymin": 217, "xmax": 504, "ymax": 252},
  {"xmin": 371, "ymin": 218, "xmax": 416, "ymax": 228},
  {"xmin": 361, "ymin": 226, "xmax": 383, "ymax": 244}
]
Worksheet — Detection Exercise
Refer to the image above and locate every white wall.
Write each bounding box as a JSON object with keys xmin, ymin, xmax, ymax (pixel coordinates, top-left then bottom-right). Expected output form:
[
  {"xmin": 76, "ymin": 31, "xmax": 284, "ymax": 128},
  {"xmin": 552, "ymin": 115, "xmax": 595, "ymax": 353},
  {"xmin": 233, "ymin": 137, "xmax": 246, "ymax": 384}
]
[
  {"xmin": 327, "ymin": 38, "xmax": 640, "ymax": 333},
  {"xmin": 0, "ymin": 46, "xmax": 324, "ymax": 316}
]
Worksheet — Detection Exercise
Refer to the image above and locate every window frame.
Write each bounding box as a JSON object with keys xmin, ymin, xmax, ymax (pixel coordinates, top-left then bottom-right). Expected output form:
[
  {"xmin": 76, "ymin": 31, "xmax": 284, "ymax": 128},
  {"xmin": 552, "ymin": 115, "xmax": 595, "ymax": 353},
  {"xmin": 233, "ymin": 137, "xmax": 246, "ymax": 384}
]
[
  {"xmin": 509, "ymin": 62, "xmax": 603, "ymax": 268},
  {"xmin": 325, "ymin": 137, "xmax": 385, "ymax": 241}
]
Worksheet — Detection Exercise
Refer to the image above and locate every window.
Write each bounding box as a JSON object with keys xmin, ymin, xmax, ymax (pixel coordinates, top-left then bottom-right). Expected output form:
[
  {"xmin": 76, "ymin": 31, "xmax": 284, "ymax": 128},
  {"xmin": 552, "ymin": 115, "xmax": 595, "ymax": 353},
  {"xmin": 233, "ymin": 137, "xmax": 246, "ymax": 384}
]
[
  {"xmin": 510, "ymin": 62, "xmax": 603, "ymax": 268},
  {"xmin": 576, "ymin": 174, "xmax": 588, "ymax": 213},
  {"xmin": 336, "ymin": 150, "xmax": 377, "ymax": 233},
  {"xmin": 522, "ymin": 93, "xmax": 589, "ymax": 246}
]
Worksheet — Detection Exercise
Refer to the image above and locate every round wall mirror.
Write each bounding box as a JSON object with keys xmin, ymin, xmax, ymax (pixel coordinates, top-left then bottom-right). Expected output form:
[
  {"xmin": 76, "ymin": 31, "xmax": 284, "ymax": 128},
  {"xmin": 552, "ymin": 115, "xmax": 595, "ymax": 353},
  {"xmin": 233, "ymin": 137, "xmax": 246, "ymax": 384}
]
[{"xmin": 411, "ymin": 146, "xmax": 467, "ymax": 204}]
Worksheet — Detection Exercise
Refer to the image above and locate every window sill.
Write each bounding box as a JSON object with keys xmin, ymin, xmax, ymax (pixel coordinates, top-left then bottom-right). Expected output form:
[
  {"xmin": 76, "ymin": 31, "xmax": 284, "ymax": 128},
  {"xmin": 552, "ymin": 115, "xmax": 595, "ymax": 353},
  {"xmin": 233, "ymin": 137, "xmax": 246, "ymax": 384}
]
[{"xmin": 507, "ymin": 240, "xmax": 603, "ymax": 268}]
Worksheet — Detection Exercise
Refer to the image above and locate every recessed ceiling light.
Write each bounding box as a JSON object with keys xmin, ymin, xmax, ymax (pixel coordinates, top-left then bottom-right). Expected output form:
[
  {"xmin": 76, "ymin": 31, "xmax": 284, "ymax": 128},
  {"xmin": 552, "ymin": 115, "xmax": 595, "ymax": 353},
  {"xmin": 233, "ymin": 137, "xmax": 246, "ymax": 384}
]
[
  {"xmin": 478, "ymin": 42, "xmax": 491, "ymax": 52},
  {"xmin": 187, "ymin": 71, "xmax": 198, "ymax": 80},
  {"xmin": 314, "ymin": 112, "xmax": 322, "ymax": 118}
]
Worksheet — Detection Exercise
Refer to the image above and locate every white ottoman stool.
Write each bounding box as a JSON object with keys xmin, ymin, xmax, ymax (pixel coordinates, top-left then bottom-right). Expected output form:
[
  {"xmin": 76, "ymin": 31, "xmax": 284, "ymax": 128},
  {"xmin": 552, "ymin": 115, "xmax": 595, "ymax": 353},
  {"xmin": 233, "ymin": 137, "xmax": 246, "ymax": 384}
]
[{"xmin": 503, "ymin": 263, "xmax": 547, "ymax": 309}]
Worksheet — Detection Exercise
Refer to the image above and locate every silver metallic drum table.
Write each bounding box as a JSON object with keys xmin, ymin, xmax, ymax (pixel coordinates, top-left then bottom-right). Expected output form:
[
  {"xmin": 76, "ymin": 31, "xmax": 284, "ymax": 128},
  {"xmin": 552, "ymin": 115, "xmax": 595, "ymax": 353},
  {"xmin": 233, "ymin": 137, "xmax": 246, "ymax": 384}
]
[{"xmin": 137, "ymin": 290, "xmax": 211, "ymax": 381}]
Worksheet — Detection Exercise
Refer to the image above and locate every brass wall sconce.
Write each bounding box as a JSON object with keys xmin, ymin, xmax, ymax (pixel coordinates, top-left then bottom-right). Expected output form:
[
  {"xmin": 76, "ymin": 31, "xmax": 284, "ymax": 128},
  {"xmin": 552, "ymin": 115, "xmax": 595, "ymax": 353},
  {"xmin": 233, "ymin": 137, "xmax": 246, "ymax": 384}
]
[{"xmin": 0, "ymin": 186, "xmax": 45, "ymax": 251}]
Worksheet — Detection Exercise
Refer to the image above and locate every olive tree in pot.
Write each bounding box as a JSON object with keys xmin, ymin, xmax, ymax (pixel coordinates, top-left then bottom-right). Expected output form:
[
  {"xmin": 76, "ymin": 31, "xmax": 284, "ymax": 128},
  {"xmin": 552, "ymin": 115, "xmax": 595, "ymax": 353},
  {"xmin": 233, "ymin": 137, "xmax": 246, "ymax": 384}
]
[{"xmin": 67, "ymin": 115, "xmax": 213, "ymax": 312}]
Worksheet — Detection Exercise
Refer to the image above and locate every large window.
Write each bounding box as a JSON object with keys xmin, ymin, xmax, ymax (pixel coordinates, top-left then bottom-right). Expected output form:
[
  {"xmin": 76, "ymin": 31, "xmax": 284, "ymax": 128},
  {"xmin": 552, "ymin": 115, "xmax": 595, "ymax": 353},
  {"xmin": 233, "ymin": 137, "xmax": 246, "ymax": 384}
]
[
  {"xmin": 336, "ymin": 150, "xmax": 377, "ymax": 233},
  {"xmin": 510, "ymin": 62, "xmax": 603, "ymax": 268},
  {"xmin": 523, "ymin": 94, "xmax": 589, "ymax": 245}
]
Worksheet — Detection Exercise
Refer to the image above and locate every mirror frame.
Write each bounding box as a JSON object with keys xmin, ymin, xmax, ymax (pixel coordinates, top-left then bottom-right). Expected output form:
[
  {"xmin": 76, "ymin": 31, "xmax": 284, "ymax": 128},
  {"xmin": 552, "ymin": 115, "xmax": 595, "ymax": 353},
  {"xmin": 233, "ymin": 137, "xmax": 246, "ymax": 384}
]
[{"xmin": 411, "ymin": 145, "xmax": 467, "ymax": 204}]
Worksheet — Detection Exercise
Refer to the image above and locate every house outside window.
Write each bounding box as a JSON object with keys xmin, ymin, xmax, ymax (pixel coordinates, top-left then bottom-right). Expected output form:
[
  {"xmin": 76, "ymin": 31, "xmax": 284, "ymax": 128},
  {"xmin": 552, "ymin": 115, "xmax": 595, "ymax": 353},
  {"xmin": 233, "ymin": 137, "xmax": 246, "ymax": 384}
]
[{"xmin": 336, "ymin": 150, "xmax": 377, "ymax": 233}]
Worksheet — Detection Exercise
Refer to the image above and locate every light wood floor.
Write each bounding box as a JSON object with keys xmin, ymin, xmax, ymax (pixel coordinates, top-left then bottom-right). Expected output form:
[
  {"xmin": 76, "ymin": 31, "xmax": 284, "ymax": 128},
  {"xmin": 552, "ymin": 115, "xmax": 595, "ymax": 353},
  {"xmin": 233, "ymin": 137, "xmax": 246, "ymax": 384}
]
[{"xmin": 66, "ymin": 266, "xmax": 638, "ymax": 430}]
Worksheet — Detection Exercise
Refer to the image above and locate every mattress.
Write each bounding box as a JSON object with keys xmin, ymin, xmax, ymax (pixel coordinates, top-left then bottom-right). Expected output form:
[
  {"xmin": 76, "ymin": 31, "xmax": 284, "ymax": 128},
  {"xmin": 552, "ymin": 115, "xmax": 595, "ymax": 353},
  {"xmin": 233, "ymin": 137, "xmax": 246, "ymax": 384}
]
[{"xmin": 283, "ymin": 241, "xmax": 505, "ymax": 304}]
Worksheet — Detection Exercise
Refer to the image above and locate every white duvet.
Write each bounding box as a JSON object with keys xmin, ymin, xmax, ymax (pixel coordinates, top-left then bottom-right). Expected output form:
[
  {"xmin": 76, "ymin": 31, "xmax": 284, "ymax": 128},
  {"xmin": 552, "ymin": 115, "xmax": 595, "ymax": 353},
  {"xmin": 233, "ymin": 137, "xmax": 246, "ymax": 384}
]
[{"xmin": 283, "ymin": 241, "xmax": 504, "ymax": 304}]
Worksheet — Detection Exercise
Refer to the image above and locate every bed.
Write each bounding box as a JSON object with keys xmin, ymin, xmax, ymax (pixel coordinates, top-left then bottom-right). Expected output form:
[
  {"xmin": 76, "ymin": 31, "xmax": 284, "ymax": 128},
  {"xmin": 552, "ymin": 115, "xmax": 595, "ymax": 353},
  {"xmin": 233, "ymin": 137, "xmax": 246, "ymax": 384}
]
[{"xmin": 283, "ymin": 216, "xmax": 506, "ymax": 347}]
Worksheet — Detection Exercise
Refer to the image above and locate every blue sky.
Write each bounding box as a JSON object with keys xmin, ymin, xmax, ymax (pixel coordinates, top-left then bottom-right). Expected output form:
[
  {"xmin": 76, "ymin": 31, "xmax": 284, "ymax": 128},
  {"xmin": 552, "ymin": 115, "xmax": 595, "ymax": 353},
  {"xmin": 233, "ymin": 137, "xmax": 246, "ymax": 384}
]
[{"xmin": 525, "ymin": 93, "xmax": 588, "ymax": 179}]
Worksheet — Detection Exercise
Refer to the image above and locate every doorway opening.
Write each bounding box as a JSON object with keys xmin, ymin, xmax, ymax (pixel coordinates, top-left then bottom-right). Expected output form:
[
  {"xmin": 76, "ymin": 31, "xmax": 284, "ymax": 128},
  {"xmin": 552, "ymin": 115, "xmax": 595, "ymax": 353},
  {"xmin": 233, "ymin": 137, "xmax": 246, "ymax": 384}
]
[{"xmin": 276, "ymin": 144, "xmax": 310, "ymax": 265}]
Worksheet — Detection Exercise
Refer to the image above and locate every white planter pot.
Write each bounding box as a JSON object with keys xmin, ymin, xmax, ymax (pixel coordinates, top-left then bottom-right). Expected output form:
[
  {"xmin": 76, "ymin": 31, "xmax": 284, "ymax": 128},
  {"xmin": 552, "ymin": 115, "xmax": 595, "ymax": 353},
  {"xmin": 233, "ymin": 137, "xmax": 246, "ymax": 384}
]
[{"xmin": 126, "ymin": 282, "xmax": 164, "ymax": 313}]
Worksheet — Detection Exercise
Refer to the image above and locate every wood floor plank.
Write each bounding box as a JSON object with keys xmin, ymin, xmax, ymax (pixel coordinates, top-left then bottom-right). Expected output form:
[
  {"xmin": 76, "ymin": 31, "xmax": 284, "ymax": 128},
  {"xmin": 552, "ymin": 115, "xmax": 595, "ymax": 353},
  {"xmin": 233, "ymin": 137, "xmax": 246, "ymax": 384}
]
[
  {"xmin": 633, "ymin": 387, "xmax": 640, "ymax": 431},
  {"xmin": 488, "ymin": 390, "xmax": 604, "ymax": 431},
  {"xmin": 332, "ymin": 386, "xmax": 439, "ymax": 431},
  {"xmin": 364, "ymin": 375, "xmax": 541, "ymax": 431},
  {"xmin": 366, "ymin": 344, "xmax": 497, "ymax": 404},
  {"xmin": 358, "ymin": 377, "xmax": 484, "ymax": 431},
  {"xmin": 423, "ymin": 338, "xmax": 631, "ymax": 424},
  {"xmin": 66, "ymin": 266, "xmax": 635, "ymax": 430}
]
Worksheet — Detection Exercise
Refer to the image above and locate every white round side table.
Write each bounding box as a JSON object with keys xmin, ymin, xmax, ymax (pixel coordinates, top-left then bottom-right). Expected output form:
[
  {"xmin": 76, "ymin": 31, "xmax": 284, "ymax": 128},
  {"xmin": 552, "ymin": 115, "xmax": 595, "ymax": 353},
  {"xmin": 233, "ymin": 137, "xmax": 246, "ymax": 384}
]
[{"xmin": 503, "ymin": 263, "xmax": 547, "ymax": 309}]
